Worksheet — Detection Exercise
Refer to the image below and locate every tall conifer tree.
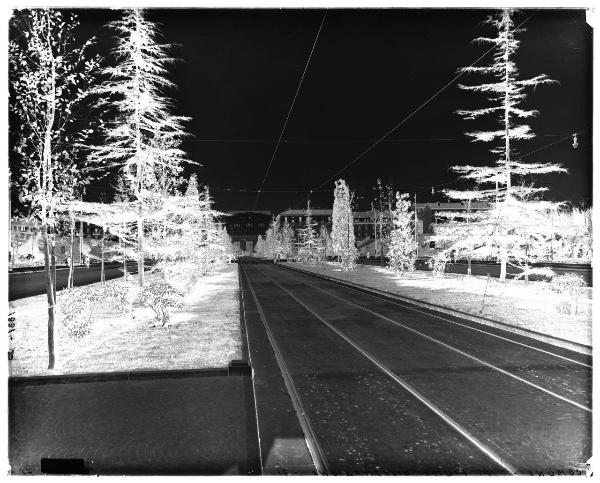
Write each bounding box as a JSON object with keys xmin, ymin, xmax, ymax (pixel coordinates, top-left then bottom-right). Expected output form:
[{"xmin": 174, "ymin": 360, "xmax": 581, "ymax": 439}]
[{"xmin": 442, "ymin": 9, "xmax": 566, "ymax": 279}]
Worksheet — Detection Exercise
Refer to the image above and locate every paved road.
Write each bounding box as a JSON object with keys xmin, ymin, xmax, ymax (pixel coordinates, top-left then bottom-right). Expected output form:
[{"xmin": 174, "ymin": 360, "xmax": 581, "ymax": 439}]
[
  {"xmin": 240, "ymin": 260, "xmax": 591, "ymax": 475},
  {"xmin": 9, "ymin": 263, "xmax": 142, "ymax": 301},
  {"xmin": 358, "ymin": 258, "xmax": 593, "ymax": 286}
]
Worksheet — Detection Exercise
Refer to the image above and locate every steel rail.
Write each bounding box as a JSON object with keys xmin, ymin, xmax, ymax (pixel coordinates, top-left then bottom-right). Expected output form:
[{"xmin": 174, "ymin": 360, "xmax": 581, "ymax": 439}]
[
  {"xmin": 253, "ymin": 264, "xmax": 517, "ymax": 475},
  {"xmin": 284, "ymin": 263, "xmax": 592, "ymax": 368},
  {"xmin": 275, "ymin": 267, "xmax": 591, "ymax": 413},
  {"xmin": 237, "ymin": 266, "xmax": 265, "ymax": 474},
  {"xmin": 240, "ymin": 262, "xmax": 328, "ymax": 475}
]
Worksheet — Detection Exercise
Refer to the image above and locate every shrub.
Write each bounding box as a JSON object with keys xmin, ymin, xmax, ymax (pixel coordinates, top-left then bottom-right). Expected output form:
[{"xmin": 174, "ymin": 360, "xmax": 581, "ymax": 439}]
[
  {"xmin": 139, "ymin": 282, "xmax": 184, "ymax": 327},
  {"xmin": 155, "ymin": 261, "xmax": 200, "ymax": 294},
  {"xmin": 550, "ymin": 273, "xmax": 586, "ymax": 315},
  {"xmin": 101, "ymin": 279, "xmax": 140, "ymax": 315},
  {"xmin": 427, "ymin": 253, "xmax": 448, "ymax": 278},
  {"xmin": 57, "ymin": 286, "xmax": 102, "ymax": 339},
  {"xmin": 57, "ymin": 280, "xmax": 139, "ymax": 339}
]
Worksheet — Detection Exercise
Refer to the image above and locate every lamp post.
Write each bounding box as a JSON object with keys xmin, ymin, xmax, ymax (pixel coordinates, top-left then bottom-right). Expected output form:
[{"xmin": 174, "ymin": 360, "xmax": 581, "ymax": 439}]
[
  {"xmin": 371, "ymin": 202, "xmax": 377, "ymax": 258},
  {"xmin": 414, "ymin": 193, "xmax": 419, "ymax": 258}
]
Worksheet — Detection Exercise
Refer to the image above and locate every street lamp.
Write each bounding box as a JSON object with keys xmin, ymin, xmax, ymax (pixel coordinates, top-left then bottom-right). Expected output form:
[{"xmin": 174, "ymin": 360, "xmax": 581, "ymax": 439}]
[{"xmin": 414, "ymin": 193, "xmax": 418, "ymax": 258}]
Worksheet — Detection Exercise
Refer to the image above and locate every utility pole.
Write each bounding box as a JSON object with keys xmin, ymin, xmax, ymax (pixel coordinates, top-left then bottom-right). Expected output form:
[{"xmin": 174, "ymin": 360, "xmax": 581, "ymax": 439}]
[
  {"xmin": 372, "ymin": 202, "xmax": 377, "ymax": 258},
  {"xmin": 414, "ymin": 193, "xmax": 419, "ymax": 258},
  {"xmin": 467, "ymin": 198, "xmax": 472, "ymax": 276}
]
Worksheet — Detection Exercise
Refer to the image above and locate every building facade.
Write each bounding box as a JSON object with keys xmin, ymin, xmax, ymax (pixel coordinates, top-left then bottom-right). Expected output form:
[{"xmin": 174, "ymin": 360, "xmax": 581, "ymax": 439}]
[
  {"xmin": 277, "ymin": 202, "xmax": 492, "ymax": 257},
  {"xmin": 10, "ymin": 216, "xmax": 114, "ymax": 266},
  {"xmin": 222, "ymin": 210, "xmax": 272, "ymax": 253},
  {"xmin": 415, "ymin": 201, "xmax": 492, "ymax": 235},
  {"xmin": 277, "ymin": 208, "xmax": 389, "ymax": 243}
]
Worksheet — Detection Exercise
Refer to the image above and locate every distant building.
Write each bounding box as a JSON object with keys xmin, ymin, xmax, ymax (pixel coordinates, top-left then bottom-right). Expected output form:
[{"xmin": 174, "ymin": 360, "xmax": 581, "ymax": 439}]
[
  {"xmin": 415, "ymin": 201, "xmax": 492, "ymax": 235},
  {"xmin": 277, "ymin": 202, "xmax": 492, "ymax": 257},
  {"xmin": 222, "ymin": 210, "xmax": 272, "ymax": 253},
  {"xmin": 277, "ymin": 208, "xmax": 389, "ymax": 242},
  {"xmin": 10, "ymin": 216, "xmax": 113, "ymax": 266}
]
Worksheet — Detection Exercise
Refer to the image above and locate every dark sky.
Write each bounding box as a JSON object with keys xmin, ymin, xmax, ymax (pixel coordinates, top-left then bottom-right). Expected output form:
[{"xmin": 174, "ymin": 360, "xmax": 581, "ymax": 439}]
[{"xmin": 21, "ymin": 8, "xmax": 594, "ymax": 214}]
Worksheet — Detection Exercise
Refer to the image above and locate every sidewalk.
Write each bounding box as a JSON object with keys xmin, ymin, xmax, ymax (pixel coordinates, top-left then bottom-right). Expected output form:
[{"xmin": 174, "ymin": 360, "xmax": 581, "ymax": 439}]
[{"xmin": 9, "ymin": 373, "xmax": 260, "ymax": 475}]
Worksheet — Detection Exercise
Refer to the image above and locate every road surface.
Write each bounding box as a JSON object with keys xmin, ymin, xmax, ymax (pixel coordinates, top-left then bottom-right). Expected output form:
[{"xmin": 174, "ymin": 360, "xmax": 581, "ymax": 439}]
[
  {"xmin": 9, "ymin": 263, "xmax": 141, "ymax": 301},
  {"xmin": 240, "ymin": 259, "xmax": 591, "ymax": 475}
]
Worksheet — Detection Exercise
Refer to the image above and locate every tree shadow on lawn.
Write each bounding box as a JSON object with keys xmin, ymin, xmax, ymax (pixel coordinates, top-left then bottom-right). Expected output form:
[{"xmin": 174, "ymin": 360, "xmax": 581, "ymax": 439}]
[{"xmin": 10, "ymin": 266, "xmax": 242, "ymax": 377}]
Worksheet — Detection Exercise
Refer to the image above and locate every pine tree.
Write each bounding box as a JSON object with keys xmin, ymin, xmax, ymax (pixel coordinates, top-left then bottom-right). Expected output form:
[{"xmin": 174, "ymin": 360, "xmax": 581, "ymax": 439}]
[
  {"xmin": 89, "ymin": 9, "xmax": 191, "ymax": 286},
  {"xmin": 195, "ymin": 186, "xmax": 224, "ymax": 273},
  {"xmin": 264, "ymin": 216, "xmax": 283, "ymax": 261},
  {"xmin": 255, "ymin": 235, "xmax": 265, "ymax": 256},
  {"xmin": 9, "ymin": 8, "xmax": 99, "ymax": 369},
  {"xmin": 185, "ymin": 173, "xmax": 200, "ymax": 198},
  {"xmin": 331, "ymin": 179, "xmax": 357, "ymax": 271},
  {"xmin": 319, "ymin": 224, "xmax": 333, "ymax": 258},
  {"xmin": 388, "ymin": 192, "xmax": 416, "ymax": 273},
  {"xmin": 297, "ymin": 201, "xmax": 319, "ymax": 265},
  {"xmin": 371, "ymin": 178, "xmax": 395, "ymax": 256},
  {"xmin": 280, "ymin": 219, "xmax": 294, "ymax": 259},
  {"xmin": 443, "ymin": 8, "xmax": 566, "ymax": 279}
]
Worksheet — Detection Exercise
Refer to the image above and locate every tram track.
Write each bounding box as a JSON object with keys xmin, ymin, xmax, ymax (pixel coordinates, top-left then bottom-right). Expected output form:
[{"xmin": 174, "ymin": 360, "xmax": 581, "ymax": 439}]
[
  {"xmin": 277, "ymin": 263, "xmax": 592, "ymax": 406},
  {"xmin": 246, "ymin": 263, "xmax": 516, "ymax": 474},
  {"xmin": 241, "ymin": 262, "xmax": 329, "ymax": 474},
  {"xmin": 241, "ymin": 260, "xmax": 591, "ymax": 473},
  {"xmin": 278, "ymin": 271, "xmax": 591, "ymax": 413}
]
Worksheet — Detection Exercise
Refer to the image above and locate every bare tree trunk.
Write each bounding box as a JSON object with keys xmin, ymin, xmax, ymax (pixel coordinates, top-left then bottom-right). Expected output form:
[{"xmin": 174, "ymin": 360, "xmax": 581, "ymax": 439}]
[
  {"xmin": 137, "ymin": 212, "xmax": 145, "ymax": 287},
  {"xmin": 120, "ymin": 227, "xmax": 127, "ymax": 279},
  {"xmin": 79, "ymin": 221, "xmax": 84, "ymax": 264},
  {"xmin": 43, "ymin": 226, "xmax": 55, "ymax": 370},
  {"xmin": 68, "ymin": 213, "xmax": 75, "ymax": 288},
  {"xmin": 42, "ymin": 12, "xmax": 57, "ymax": 370},
  {"xmin": 101, "ymin": 233, "xmax": 105, "ymax": 284},
  {"xmin": 499, "ymin": 249, "xmax": 507, "ymax": 281},
  {"xmin": 51, "ymin": 232, "xmax": 57, "ymax": 301}
]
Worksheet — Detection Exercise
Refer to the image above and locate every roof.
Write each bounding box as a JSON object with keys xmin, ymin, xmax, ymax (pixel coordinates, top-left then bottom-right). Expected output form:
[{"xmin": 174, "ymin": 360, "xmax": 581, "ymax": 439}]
[
  {"xmin": 279, "ymin": 209, "xmax": 332, "ymax": 216},
  {"xmin": 278, "ymin": 209, "xmax": 385, "ymax": 218},
  {"xmin": 226, "ymin": 210, "xmax": 272, "ymax": 215},
  {"xmin": 416, "ymin": 202, "xmax": 491, "ymax": 211}
]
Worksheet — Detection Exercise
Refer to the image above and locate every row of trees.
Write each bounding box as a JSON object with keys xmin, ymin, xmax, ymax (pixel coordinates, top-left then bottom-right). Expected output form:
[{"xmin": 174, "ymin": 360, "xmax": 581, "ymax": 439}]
[
  {"xmin": 256, "ymin": 178, "xmax": 417, "ymax": 274},
  {"xmin": 10, "ymin": 9, "xmax": 233, "ymax": 369}
]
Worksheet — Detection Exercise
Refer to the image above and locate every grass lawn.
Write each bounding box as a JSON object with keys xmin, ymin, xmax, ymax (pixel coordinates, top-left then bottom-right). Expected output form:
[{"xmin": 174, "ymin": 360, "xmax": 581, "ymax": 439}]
[
  {"xmin": 9, "ymin": 264, "xmax": 242, "ymax": 377},
  {"xmin": 286, "ymin": 261, "xmax": 592, "ymax": 347}
]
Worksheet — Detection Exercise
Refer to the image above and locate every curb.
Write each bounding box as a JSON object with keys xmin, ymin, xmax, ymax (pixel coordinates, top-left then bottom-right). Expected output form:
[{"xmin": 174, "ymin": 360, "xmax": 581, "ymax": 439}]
[
  {"xmin": 237, "ymin": 266, "xmax": 250, "ymax": 362},
  {"xmin": 8, "ymin": 365, "xmax": 249, "ymax": 386},
  {"xmin": 280, "ymin": 263, "xmax": 592, "ymax": 356}
]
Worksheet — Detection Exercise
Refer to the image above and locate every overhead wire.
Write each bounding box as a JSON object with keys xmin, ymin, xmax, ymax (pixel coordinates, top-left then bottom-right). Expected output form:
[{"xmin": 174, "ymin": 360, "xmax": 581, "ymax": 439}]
[
  {"xmin": 293, "ymin": 9, "xmax": 541, "ymax": 209},
  {"xmin": 239, "ymin": 9, "xmax": 327, "ymax": 246},
  {"xmin": 250, "ymin": 9, "xmax": 327, "ymax": 212}
]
